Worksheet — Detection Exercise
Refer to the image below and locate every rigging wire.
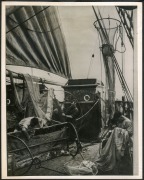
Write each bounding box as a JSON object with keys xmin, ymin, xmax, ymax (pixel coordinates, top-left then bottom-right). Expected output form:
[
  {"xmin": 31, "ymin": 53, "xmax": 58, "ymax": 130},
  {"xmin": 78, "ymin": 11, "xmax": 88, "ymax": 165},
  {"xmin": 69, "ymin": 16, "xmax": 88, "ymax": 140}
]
[
  {"xmin": 97, "ymin": 8, "xmax": 110, "ymax": 44},
  {"xmin": 113, "ymin": 55, "xmax": 133, "ymax": 101},
  {"xmin": 112, "ymin": 55, "xmax": 133, "ymax": 102},
  {"xmin": 93, "ymin": 7, "xmax": 133, "ymax": 103},
  {"xmin": 108, "ymin": 15, "xmax": 110, "ymax": 37},
  {"xmin": 6, "ymin": 6, "xmax": 50, "ymax": 34},
  {"xmin": 116, "ymin": 7, "xmax": 133, "ymax": 48},
  {"xmin": 87, "ymin": 54, "xmax": 94, "ymax": 79},
  {"xmin": 113, "ymin": 57, "xmax": 131, "ymax": 102},
  {"xmin": 121, "ymin": 25, "xmax": 124, "ymax": 76},
  {"xmin": 7, "ymin": 8, "xmax": 62, "ymax": 34},
  {"xmin": 113, "ymin": 57, "xmax": 130, "ymax": 102},
  {"xmin": 98, "ymin": 33, "xmax": 103, "ymax": 87},
  {"xmin": 92, "ymin": 6, "xmax": 108, "ymax": 44},
  {"xmin": 87, "ymin": 17, "xmax": 104, "ymax": 80},
  {"xmin": 114, "ymin": 25, "xmax": 126, "ymax": 53}
]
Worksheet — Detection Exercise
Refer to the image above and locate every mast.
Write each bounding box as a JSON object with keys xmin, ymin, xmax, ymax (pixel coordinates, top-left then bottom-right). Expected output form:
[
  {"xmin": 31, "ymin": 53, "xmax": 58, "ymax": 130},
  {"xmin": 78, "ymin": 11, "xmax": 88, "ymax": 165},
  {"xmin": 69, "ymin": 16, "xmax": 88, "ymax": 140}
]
[
  {"xmin": 93, "ymin": 7, "xmax": 134, "ymax": 125},
  {"xmin": 93, "ymin": 7, "xmax": 118, "ymax": 123}
]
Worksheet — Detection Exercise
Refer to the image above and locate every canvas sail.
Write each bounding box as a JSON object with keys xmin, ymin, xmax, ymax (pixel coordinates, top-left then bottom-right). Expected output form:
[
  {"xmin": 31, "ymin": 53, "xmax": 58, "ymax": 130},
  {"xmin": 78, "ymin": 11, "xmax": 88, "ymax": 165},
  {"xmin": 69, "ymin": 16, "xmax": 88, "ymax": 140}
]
[{"xmin": 6, "ymin": 6, "xmax": 71, "ymax": 79}]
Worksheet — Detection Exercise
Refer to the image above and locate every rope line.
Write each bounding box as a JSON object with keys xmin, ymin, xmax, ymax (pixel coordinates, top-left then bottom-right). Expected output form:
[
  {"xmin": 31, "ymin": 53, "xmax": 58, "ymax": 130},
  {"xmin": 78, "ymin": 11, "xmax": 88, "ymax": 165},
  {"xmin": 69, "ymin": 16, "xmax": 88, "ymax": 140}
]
[
  {"xmin": 92, "ymin": 6, "xmax": 109, "ymax": 44},
  {"xmin": 8, "ymin": 16, "xmax": 60, "ymax": 33},
  {"xmin": 112, "ymin": 55, "xmax": 133, "ymax": 102},
  {"xmin": 112, "ymin": 56, "xmax": 132, "ymax": 102},
  {"xmin": 116, "ymin": 7, "xmax": 133, "ymax": 48},
  {"xmin": 75, "ymin": 99, "xmax": 99, "ymax": 121},
  {"xmin": 6, "ymin": 6, "xmax": 50, "ymax": 34},
  {"xmin": 87, "ymin": 54, "xmax": 94, "ymax": 79}
]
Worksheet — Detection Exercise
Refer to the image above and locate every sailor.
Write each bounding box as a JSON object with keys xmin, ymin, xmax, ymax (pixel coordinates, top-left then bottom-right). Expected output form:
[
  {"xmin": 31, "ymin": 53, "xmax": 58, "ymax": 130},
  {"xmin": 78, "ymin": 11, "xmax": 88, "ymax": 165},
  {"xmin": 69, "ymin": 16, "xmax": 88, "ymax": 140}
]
[
  {"xmin": 63, "ymin": 101, "xmax": 79, "ymax": 125},
  {"xmin": 14, "ymin": 117, "xmax": 48, "ymax": 140},
  {"xmin": 113, "ymin": 111, "xmax": 133, "ymax": 174},
  {"xmin": 111, "ymin": 111, "xmax": 133, "ymax": 137},
  {"xmin": 97, "ymin": 111, "xmax": 133, "ymax": 175},
  {"xmin": 52, "ymin": 108, "xmax": 65, "ymax": 123},
  {"xmin": 52, "ymin": 100, "xmax": 80, "ymax": 127},
  {"xmin": 52, "ymin": 98, "xmax": 66, "ymax": 123}
]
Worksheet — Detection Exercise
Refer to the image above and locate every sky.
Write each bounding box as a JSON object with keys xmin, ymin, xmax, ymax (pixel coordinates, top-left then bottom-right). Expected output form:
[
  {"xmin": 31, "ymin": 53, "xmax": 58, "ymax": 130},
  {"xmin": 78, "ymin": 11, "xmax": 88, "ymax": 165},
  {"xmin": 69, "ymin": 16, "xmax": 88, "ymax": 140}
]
[{"xmin": 58, "ymin": 6, "xmax": 134, "ymax": 100}]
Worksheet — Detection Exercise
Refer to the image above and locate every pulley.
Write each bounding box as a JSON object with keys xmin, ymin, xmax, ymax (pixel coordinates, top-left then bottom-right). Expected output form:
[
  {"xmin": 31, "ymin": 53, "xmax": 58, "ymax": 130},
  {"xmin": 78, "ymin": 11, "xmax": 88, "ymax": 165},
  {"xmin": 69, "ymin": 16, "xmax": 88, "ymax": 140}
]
[{"xmin": 101, "ymin": 44, "xmax": 115, "ymax": 57}]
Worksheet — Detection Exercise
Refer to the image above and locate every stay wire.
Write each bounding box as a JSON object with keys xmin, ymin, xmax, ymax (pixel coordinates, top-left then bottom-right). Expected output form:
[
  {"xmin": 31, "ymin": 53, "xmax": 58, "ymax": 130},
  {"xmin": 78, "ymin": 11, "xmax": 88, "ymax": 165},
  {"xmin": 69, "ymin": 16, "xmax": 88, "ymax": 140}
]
[
  {"xmin": 111, "ymin": 54, "xmax": 131, "ymax": 102},
  {"xmin": 112, "ymin": 55, "xmax": 130, "ymax": 100},
  {"xmin": 8, "ymin": 15, "xmax": 60, "ymax": 33},
  {"xmin": 97, "ymin": 8, "xmax": 110, "ymax": 45},
  {"xmin": 113, "ymin": 58, "xmax": 130, "ymax": 102},
  {"xmin": 113, "ymin": 56, "xmax": 131, "ymax": 102},
  {"xmin": 92, "ymin": 6, "xmax": 109, "ymax": 44},
  {"xmin": 87, "ymin": 54, "xmax": 94, "ymax": 79},
  {"xmin": 113, "ymin": 55, "xmax": 133, "ymax": 101},
  {"xmin": 112, "ymin": 55, "xmax": 133, "ymax": 102},
  {"xmin": 6, "ymin": 6, "xmax": 50, "ymax": 34},
  {"xmin": 114, "ymin": 25, "xmax": 126, "ymax": 53},
  {"xmin": 116, "ymin": 7, "xmax": 133, "ymax": 48},
  {"xmin": 98, "ymin": 32, "xmax": 103, "ymax": 86}
]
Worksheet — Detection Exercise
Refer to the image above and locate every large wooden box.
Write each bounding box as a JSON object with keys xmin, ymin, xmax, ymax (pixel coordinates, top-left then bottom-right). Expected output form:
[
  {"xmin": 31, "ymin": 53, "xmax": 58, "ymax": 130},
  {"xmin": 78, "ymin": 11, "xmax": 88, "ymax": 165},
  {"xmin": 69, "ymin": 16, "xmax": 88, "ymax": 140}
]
[{"xmin": 62, "ymin": 79, "xmax": 102, "ymax": 141}]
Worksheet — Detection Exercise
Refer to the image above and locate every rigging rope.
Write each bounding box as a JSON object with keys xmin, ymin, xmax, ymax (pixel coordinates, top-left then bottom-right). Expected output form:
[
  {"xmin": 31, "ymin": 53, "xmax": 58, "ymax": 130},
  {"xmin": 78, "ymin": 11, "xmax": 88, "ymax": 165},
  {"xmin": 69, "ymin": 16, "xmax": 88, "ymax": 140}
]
[
  {"xmin": 98, "ymin": 8, "xmax": 110, "ymax": 45},
  {"xmin": 112, "ymin": 55, "xmax": 133, "ymax": 102},
  {"xmin": 92, "ymin": 6, "xmax": 109, "ymax": 44},
  {"xmin": 114, "ymin": 25, "xmax": 126, "ymax": 53},
  {"xmin": 116, "ymin": 7, "xmax": 134, "ymax": 48},
  {"xmin": 87, "ymin": 54, "xmax": 94, "ymax": 79},
  {"xmin": 113, "ymin": 60, "xmax": 130, "ymax": 102},
  {"xmin": 113, "ymin": 55, "xmax": 133, "ymax": 101},
  {"xmin": 6, "ymin": 6, "xmax": 50, "ymax": 34},
  {"xmin": 8, "ymin": 16, "xmax": 60, "ymax": 33},
  {"xmin": 93, "ymin": 8, "xmax": 133, "ymax": 103},
  {"xmin": 75, "ymin": 99, "xmax": 99, "ymax": 121},
  {"xmin": 113, "ymin": 59, "xmax": 131, "ymax": 102}
]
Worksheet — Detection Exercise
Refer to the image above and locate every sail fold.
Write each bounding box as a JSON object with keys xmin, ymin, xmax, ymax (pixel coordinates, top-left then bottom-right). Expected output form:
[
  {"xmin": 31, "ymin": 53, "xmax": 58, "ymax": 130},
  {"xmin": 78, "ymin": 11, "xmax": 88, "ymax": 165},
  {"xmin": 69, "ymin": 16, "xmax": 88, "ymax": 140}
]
[{"xmin": 6, "ymin": 6, "xmax": 71, "ymax": 79}]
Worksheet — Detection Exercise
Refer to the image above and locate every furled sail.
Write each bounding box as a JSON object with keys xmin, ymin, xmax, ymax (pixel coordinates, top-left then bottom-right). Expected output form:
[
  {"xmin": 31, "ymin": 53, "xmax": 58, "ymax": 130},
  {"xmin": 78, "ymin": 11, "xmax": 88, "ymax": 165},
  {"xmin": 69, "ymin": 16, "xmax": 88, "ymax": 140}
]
[{"xmin": 6, "ymin": 6, "xmax": 71, "ymax": 79}]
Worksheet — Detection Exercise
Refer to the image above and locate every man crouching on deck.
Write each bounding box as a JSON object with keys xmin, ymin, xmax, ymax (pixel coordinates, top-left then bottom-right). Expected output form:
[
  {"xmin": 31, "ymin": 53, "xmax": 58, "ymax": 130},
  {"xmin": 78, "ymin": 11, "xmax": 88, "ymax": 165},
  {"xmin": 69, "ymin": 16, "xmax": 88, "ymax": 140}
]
[
  {"xmin": 95, "ymin": 111, "xmax": 133, "ymax": 175},
  {"xmin": 14, "ymin": 117, "xmax": 49, "ymax": 140}
]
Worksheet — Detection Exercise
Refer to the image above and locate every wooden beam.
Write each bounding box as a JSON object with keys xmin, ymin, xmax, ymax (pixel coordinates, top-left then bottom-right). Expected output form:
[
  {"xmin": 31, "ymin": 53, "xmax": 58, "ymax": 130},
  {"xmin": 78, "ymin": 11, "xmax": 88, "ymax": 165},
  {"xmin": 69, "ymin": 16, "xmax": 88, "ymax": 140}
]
[{"xmin": 6, "ymin": 70, "xmax": 66, "ymax": 86}]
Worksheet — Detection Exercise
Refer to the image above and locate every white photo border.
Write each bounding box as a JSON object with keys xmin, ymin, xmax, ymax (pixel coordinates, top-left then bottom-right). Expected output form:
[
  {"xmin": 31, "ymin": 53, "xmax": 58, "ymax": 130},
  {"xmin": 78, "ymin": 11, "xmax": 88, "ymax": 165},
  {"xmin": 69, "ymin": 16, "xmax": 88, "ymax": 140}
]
[{"xmin": 1, "ymin": 1, "xmax": 143, "ymax": 179}]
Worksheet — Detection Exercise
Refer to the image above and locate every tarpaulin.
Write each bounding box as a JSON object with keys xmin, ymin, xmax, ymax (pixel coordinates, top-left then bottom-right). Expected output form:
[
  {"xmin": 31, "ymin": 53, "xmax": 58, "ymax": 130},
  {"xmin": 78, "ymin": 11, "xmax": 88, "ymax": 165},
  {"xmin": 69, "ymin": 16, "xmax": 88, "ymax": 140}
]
[
  {"xmin": 23, "ymin": 74, "xmax": 54, "ymax": 121},
  {"xmin": 95, "ymin": 127, "xmax": 130, "ymax": 172}
]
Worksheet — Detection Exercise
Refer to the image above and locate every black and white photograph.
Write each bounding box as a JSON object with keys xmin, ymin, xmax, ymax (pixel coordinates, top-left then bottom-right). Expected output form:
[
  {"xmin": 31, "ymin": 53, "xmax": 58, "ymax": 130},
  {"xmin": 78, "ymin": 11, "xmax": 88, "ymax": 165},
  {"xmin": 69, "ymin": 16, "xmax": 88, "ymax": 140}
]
[{"xmin": 1, "ymin": 2, "xmax": 142, "ymax": 179}]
